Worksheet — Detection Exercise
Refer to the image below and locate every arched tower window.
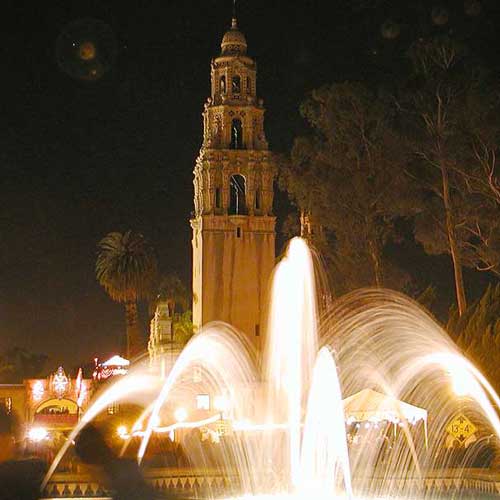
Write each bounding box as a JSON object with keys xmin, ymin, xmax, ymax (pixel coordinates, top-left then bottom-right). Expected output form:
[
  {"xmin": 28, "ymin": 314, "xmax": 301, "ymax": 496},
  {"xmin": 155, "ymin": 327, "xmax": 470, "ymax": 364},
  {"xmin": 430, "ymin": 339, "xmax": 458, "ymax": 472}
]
[
  {"xmin": 230, "ymin": 119, "xmax": 243, "ymax": 149},
  {"xmin": 255, "ymin": 188, "xmax": 261, "ymax": 211},
  {"xmin": 229, "ymin": 174, "xmax": 246, "ymax": 215},
  {"xmin": 246, "ymin": 77, "xmax": 252, "ymax": 94},
  {"xmin": 220, "ymin": 75, "xmax": 226, "ymax": 94},
  {"xmin": 232, "ymin": 75, "xmax": 241, "ymax": 94},
  {"xmin": 215, "ymin": 187, "xmax": 221, "ymax": 210}
]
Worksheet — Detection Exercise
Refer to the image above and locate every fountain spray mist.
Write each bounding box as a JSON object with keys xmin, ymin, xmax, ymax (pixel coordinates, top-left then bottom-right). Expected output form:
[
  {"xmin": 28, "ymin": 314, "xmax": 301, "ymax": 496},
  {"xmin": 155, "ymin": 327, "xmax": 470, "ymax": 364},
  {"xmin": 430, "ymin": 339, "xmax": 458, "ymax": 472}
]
[{"xmin": 43, "ymin": 238, "xmax": 500, "ymax": 500}]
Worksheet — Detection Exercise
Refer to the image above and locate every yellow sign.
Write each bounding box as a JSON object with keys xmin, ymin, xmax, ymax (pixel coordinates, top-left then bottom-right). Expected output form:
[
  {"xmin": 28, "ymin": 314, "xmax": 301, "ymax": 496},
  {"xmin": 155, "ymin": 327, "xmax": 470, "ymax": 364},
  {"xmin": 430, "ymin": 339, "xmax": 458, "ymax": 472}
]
[
  {"xmin": 215, "ymin": 419, "xmax": 232, "ymax": 437},
  {"xmin": 446, "ymin": 414, "xmax": 477, "ymax": 443}
]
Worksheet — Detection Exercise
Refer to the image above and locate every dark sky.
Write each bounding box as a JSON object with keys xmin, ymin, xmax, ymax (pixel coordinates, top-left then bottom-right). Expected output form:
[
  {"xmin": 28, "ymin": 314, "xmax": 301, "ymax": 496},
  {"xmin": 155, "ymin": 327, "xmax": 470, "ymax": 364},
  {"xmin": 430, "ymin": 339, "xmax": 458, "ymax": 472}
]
[{"xmin": 2, "ymin": 0, "xmax": 499, "ymax": 371}]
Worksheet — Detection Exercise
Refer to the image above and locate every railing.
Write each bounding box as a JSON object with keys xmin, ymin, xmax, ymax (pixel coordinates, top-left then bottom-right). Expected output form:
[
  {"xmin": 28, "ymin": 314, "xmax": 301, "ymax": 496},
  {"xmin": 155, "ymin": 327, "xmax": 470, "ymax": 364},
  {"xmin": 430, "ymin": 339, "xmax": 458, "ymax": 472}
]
[
  {"xmin": 42, "ymin": 468, "xmax": 236, "ymax": 499},
  {"xmin": 41, "ymin": 468, "xmax": 500, "ymax": 498},
  {"xmin": 34, "ymin": 414, "xmax": 78, "ymax": 426},
  {"xmin": 424, "ymin": 468, "xmax": 500, "ymax": 496}
]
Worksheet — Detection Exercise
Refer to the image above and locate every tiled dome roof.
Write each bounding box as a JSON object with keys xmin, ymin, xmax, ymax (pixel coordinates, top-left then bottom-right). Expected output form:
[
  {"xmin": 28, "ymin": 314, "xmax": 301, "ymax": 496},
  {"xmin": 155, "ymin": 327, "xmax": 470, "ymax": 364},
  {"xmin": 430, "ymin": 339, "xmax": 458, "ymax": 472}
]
[{"xmin": 221, "ymin": 18, "xmax": 247, "ymax": 55}]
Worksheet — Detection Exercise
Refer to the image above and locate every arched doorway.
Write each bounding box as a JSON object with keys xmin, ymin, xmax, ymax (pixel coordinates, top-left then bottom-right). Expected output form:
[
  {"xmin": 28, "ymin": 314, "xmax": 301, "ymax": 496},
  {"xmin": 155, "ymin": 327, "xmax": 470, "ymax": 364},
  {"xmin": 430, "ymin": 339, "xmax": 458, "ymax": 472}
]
[{"xmin": 34, "ymin": 398, "xmax": 79, "ymax": 428}]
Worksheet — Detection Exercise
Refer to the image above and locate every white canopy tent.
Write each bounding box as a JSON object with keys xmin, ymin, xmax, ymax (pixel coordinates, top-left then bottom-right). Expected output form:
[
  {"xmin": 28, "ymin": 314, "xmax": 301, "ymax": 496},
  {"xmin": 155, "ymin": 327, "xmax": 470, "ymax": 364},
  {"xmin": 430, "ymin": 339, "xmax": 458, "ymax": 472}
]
[
  {"xmin": 102, "ymin": 355, "xmax": 130, "ymax": 367},
  {"xmin": 343, "ymin": 388, "xmax": 428, "ymax": 448}
]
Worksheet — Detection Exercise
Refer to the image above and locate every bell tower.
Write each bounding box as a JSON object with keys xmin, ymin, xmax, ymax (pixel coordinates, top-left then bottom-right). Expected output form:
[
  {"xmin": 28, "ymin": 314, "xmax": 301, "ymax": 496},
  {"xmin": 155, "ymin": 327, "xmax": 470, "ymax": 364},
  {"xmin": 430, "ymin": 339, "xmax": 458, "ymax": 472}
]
[{"xmin": 191, "ymin": 15, "xmax": 276, "ymax": 345}]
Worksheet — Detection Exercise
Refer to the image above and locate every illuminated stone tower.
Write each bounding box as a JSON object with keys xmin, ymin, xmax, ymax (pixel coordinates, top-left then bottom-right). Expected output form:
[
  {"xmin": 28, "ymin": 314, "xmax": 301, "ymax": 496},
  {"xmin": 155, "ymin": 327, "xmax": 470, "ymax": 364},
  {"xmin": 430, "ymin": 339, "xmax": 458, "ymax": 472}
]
[{"xmin": 191, "ymin": 16, "xmax": 276, "ymax": 345}]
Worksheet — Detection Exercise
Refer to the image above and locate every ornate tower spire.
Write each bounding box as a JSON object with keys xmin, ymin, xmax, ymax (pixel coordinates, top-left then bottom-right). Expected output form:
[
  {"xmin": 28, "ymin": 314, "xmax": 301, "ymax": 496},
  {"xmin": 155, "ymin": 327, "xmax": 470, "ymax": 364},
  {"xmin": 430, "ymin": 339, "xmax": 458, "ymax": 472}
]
[
  {"xmin": 191, "ymin": 13, "xmax": 276, "ymax": 346},
  {"xmin": 232, "ymin": 0, "xmax": 237, "ymax": 26}
]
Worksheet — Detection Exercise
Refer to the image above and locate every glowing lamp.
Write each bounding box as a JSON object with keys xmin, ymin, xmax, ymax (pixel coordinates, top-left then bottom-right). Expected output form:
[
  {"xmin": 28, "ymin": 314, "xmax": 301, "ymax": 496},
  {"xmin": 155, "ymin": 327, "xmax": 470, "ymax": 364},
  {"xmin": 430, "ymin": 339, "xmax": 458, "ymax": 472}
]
[
  {"xmin": 117, "ymin": 425, "xmax": 127, "ymax": 438},
  {"xmin": 28, "ymin": 427, "xmax": 48, "ymax": 442},
  {"xmin": 174, "ymin": 407, "xmax": 188, "ymax": 423}
]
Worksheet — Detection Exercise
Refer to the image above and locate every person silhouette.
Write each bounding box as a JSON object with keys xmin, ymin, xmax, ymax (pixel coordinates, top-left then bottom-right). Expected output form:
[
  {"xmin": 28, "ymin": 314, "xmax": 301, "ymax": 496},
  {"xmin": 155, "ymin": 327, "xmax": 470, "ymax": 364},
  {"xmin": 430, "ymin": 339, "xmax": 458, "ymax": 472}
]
[{"xmin": 74, "ymin": 424, "xmax": 157, "ymax": 499}]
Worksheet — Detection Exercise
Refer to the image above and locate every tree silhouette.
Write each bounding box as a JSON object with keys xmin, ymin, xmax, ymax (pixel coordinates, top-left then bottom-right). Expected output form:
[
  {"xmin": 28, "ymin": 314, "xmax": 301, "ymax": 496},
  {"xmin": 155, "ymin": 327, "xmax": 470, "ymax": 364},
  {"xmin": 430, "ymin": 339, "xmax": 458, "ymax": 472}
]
[
  {"xmin": 283, "ymin": 82, "xmax": 417, "ymax": 293},
  {"xmin": 96, "ymin": 231, "xmax": 157, "ymax": 358}
]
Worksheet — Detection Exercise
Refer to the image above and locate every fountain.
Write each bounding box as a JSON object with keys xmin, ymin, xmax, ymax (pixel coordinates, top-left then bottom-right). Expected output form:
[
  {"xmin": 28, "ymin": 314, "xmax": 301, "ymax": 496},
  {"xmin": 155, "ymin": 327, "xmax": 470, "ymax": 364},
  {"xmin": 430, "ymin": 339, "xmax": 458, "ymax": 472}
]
[{"xmin": 43, "ymin": 238, "xmax": 500, "ymax": 499}]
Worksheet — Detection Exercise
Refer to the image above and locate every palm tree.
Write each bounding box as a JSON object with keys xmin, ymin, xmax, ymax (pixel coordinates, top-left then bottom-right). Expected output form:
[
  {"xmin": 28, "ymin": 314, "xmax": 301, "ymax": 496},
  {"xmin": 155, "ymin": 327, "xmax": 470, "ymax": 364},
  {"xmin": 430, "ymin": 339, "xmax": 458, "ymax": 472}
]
[
  {"xmin": 96, "ymin": 231, "xmax": 157, "ymax": 358},
  {"xmin": 155, "ymin": 274, "xmax": 190, "ymax": 317}
]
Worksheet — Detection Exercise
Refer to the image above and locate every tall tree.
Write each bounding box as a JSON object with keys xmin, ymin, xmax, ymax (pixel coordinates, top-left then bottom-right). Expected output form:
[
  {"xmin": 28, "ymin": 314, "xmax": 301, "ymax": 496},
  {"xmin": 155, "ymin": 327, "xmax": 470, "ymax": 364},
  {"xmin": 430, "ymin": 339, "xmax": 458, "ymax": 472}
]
[
  {"xmin": 155, "ymin": 274, "xmax": 190, "ymax": 317},
  {"xmin": 459, "ymin": 89, "xmax": 500, "ymax": 276},
  {"xmin": 282, "ymin": 82, "xmax": 417, "ymax": 293},
  {"xmin": 96, "ymin": 231, "xmax": 157, "ymax": 358},
  {"xmin": 402, "ymin": 37, "xmax": 500, "ymax": 313}
]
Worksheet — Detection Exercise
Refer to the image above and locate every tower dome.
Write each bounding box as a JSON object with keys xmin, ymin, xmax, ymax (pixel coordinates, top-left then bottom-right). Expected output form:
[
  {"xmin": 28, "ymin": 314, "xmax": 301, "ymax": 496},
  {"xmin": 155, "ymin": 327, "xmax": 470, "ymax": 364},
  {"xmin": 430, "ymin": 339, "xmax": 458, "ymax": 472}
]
[{"xmin": 220, "ymin": 18, "xmax": 247, "ymax": 55}]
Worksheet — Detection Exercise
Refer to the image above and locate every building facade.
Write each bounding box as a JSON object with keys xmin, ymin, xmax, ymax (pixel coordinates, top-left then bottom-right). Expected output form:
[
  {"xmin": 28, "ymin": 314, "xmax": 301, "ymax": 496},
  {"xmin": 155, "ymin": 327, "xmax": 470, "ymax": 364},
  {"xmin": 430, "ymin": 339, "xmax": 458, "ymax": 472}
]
[
  {"xmin": 0, "ymin": 366, "xmax": 92, "ymax": 440},
  {"xmin": 148, "ymin": 301, "xmax": 183, "ymax": 379},
  {"xmin": 191, "ymin": 17, "xmax": 276, "ymax": 345}
]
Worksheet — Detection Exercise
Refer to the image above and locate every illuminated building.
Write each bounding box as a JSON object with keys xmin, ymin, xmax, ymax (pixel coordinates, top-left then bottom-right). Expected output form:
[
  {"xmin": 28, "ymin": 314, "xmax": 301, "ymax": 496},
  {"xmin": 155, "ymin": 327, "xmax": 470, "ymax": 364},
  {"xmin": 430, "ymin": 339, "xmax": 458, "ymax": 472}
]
[
  {"xmin": 0, "ymin": 366, "xmax": 92, "ymax": 439},
  {"xmin": 148, "ymin": 301, "xmax": 183, "ymax": 379},
  {"xmin": 0, "ymin": 356, "xmax": 131, "ymax": 442},
  {"xmin": 191, "ymin": 14, "xmax": 276, "ymax": 346}
]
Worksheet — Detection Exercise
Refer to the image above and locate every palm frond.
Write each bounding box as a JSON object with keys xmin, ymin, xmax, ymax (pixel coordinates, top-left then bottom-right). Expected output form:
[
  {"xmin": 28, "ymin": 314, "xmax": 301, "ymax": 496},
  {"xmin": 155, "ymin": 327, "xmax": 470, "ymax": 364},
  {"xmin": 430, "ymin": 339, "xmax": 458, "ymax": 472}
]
[{"xmin": 96, "ymin": 230, "xmax": 158, "ymax": 303}]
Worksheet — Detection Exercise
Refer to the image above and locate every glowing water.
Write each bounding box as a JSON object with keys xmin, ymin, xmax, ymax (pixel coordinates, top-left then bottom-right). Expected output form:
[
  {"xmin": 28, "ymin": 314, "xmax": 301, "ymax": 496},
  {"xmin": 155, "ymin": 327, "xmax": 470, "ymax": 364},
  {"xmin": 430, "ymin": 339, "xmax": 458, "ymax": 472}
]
[
  {"xmin": 300, "ymin": 347, "xmax": 352, "ymax": 498},
  {"xmin": 43, "ymin": 238, "xmax": 500, "ymax": 499},
  {"xmin": 322, "ymin": 288, "xmax": 500, "ymax": 496},
  {"xmin": 264, "ymin": 238, "xmax": 319, "ymax": 492},
  {"xmin": 42, "ymin": 371, "xmax": 159, "ymax": 490}
]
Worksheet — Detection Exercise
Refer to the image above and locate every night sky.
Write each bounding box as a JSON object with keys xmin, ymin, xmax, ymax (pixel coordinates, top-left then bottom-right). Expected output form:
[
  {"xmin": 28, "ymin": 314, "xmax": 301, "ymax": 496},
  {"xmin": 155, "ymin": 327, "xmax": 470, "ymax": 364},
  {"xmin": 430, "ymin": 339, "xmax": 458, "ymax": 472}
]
[{"xmin": 2, "ymin": 0, "xmax": 500, "ymax": 371}]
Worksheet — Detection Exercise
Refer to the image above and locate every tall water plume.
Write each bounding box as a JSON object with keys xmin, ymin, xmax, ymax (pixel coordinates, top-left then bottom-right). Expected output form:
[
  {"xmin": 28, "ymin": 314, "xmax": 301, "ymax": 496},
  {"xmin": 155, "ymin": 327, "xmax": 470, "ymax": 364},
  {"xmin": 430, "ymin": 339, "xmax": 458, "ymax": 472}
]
[
  {"xmin": 263, "ymin": 237, "xmax": 319, "ymax": 491},
  {"xmin": 300, "ymin": 347, "xmax": 352, "ymax": 498}
]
